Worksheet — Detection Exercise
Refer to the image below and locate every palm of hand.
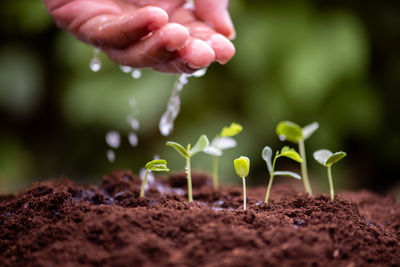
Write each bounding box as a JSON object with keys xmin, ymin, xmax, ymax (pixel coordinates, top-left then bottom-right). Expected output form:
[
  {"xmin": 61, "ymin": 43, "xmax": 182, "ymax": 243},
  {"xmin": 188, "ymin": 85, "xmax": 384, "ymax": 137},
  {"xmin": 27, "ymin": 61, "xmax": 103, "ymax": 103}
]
[{"xmin": 45, "ymin": 0, "xmax": 235, "ymax": 73}]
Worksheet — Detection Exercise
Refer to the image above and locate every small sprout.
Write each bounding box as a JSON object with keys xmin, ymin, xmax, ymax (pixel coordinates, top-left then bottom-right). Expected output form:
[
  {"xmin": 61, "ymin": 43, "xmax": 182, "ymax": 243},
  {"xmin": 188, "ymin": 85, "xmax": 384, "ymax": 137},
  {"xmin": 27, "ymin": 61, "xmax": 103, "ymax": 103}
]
[
  {"xmin": 262, "ymin": 146, "xmax": 302, "ymax": 203},
  {"xmin": 313, "ymin": 149, "xmax": 347, "ymax": 201},
  {"xmin": 204, "ymin": 122, "xmax": 243, "ymax": 189},
  {"xmin": 166, "ymin": 135, "xmax": 209, "ymax": 202},
  {"xmin": 140, "ymin": 160, "xmax": 169, "ymax": 198},
  {"xmin": 221, "ymin": 122, "xmax": 243, "ymax": 137},
  {"xmin": 234, "ymin": 156, "xmax": 250, "ymax": 210},
  {"xmin": 276, "ymin": 121, "xmax": 319, "ymax": 195}
]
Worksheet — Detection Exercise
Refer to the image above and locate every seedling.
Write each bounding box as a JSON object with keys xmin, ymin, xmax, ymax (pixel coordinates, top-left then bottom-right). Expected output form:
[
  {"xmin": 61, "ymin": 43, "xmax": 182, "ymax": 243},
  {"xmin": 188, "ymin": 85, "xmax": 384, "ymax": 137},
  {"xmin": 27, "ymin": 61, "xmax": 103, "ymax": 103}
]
[
  {"xmin": 140, "ymin": 159, "xmax": 169, "ymax": 198},
  {"xmin": 313, "ymin": 149, "xmax": 347, "ymax": 200},
  {"xmin": 276, "ymin": 121, "xmax": 319, "ymax": 195},
  {"xmin": 204, "ymin": 122, "xmax": 243, "ymax": 189},
  {"xmin": 234, "ymin": 156, "xmax": 250, "ymax": 210},
  {"xmin": 166, "ymin": 135, "xmax": 209, "ymax": 202},
  {"xmin": 262, "ymin": 146, "xmax": 302, "ymax": 203}
]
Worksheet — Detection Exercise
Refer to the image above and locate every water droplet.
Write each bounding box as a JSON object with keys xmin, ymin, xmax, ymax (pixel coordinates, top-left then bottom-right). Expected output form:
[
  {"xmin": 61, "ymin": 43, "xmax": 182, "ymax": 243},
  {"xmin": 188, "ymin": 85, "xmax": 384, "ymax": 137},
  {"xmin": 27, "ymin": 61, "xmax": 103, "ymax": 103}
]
[
  {"xmin": 126, "ymin": 115, "xmax": 140, "ymax": 131},
  {"xmin": 107, "ymin": 149, "xmax": 115, "ymax": 163},
  {"xmin": 129, "ymin": 97, "xmax": 137, "ymax": 107},
  {"xmin": 105, "ymin": 131, "xmax": 121, "ymax": 148},
  {"xmin": 153, "ymin": 155, "xmax": 160, "ymax": 160},
  {"xmin": 159, "ymin": 69, "xmax": 207, "ymax": 136},
  {"xmin": 128, "ymin": 132, "xmax": 138, "ymax": 147},
  {"xmin": 120, "ymin": 65, "xmax": 132, "ymax": 73},
  {"xmin": 279, "ymin": 134, "xmax": 286, "ymax": 141},
  {"xmin": 191, "ymin": 68, "xmax": 207, "ymax": 78},
  {"xmin": 89, "ymin": 49, "xmax": 101, "ymax": 72},
  {"xmin": 183, "ymin": 0, "xmax": 194, "ymax": 10},
  {"xmin": 140, "ymin": 168, "xmax": 154, "ymax": 189},
  {"xmin": 131, "ymin": 68, "xmax": 142, "ymax": 79}
]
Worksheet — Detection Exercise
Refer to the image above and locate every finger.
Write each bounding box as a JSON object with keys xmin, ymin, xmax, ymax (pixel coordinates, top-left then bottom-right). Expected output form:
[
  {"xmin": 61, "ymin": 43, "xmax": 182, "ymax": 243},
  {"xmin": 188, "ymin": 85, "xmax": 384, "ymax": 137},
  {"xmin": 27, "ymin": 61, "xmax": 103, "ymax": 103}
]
[
  {"xmin": 195, "ymin": 0, "xmax": 235, "ymax": 39},
  {"xmin": 188, "ymin": 22, "xmax": 235, "ymax": 64},
  {"xmin": 153, "ymin": 38, "xmax": 215, "ymax": 73},
  {"xmin": 79, "ymin": 6, "xmax": 169, "ymax": 48},
  {"xmin": 103, "ymin": 23, "xmax": 190, "ymax": 68}
]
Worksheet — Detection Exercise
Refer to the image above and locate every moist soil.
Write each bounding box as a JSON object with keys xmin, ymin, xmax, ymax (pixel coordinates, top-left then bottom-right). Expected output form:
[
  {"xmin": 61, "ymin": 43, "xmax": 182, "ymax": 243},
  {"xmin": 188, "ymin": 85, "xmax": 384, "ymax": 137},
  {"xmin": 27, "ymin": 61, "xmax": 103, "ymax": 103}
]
[{"xmin": 1, "ymin": 170, "xmax": 399, "ymax": 267}]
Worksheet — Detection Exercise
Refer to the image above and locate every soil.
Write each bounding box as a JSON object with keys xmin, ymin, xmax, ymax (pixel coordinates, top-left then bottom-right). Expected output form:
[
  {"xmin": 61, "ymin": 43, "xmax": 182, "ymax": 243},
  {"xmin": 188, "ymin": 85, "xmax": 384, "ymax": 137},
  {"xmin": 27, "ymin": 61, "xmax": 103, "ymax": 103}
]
[{"xmin": 1, "ymin": 170, "xmax": 399, "ymax": 267}]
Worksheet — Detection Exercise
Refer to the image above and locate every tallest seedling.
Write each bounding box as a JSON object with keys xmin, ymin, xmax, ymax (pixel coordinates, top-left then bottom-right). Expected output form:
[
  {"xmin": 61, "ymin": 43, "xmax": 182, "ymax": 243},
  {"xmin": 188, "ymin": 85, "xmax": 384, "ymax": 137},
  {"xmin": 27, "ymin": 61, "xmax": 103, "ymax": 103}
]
[{"xmin": 276, "ymin": 121, "xmax": 319, "ymax": 195}]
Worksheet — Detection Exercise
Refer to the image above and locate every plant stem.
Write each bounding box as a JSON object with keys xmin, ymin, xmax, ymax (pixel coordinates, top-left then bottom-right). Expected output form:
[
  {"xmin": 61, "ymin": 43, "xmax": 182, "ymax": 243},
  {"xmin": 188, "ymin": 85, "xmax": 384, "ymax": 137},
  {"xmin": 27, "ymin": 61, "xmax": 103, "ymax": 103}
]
[
  {"xmin": 186, "ymin": 157, "xmax": 193, "ymax": 202},
  {"xmin": 264, "ymin": 175, "xmax": 274, "ymax": 203},
  {"xmin": 140, "ymin": 169, "xmax": 150, "ymax": 198},
  {"xmin": 212, "ymin": 156, "xmax": 219, "ymax": 190},
  {"xmin": 298, "ymin": 139, "xmax": 312, "ymax": 195},
  {"xmin": 327, "ymin": 165, "xmax": 334, "ymax": 201},
  {"xmin": 242, "ymin": 177, "xmax": 246, "ymax": 211}
]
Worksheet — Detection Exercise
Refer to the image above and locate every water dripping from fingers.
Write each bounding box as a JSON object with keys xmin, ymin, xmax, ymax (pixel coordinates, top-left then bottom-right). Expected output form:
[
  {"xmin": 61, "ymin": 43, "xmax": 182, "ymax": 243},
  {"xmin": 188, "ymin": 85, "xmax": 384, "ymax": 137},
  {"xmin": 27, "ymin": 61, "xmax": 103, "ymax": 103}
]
[{"xmin": 89, "ymin": 48, "xmax": 101, "ymax": 72}]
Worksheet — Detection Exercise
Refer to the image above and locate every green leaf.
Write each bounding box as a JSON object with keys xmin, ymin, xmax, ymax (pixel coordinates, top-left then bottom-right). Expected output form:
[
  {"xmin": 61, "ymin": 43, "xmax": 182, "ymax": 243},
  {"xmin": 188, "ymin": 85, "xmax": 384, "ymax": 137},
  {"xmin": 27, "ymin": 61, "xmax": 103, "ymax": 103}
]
[
  {"xmin": 190, "ymin": 134, "xmax": 209, "ymax": 156},
  {"xmin": 279, "ymin": 146, "xmax": 303, "ymax": 163},
  {"xmin": 261, "ymin": 146, "xmax": 273, "ymax": 173},
  {"xmin": 313, "ymin": 149, "xmax": 332, "ymax": 165},
  {"xmin": 302, "ymin": 122, "xmax": 319, "ymax": 140},
  {"xmin": 276, "ymin": 121, "xmax": 303, "ymax": 143},
  {"xmin": 220, "ymin": 122, "xmax": 243, "ymax": 137},
  {"xmin": 234, "ymin": 156, "xmax": 250, "ymax": 178},
  {"xmin": 325, "ymin": 151, "xmax": 347, "ymax": 166},
  {"xmin": 313, "ymin": 150, "xmax": 346, "ymax": 166},
  {"xmin": 166, "ymin": 141, "xmax": 190, "ymax": 158},
  {"xmin": 145, "ymin": 159, "xmax": 169, "ymax": 172},
  {"xmin": 272, "ymin": 171, "xmax": 301, "ymax": 180}
]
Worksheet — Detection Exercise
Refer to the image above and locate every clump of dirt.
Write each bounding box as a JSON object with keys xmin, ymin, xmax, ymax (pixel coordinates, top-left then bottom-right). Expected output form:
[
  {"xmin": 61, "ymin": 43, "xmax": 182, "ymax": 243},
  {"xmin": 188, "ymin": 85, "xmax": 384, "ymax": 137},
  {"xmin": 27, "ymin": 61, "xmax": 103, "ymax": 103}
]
[{"xmin": 1, "ymin": 169, "xmax": 399, "ymax": 266}]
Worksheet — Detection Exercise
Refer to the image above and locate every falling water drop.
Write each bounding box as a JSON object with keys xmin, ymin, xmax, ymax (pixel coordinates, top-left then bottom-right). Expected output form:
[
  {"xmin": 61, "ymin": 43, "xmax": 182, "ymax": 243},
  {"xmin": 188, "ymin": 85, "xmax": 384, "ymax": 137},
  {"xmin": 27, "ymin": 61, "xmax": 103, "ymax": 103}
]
[
  {"xmin": 126, "ymin": 115, "xmax": 140, "ymax": 131},
  {"xmin": 140, "ymin": 168, "xmax": 154, "ymax": 189},
  {"xmin": 128, "ymin": 132, "xmax": 138, "ymax": 147},
  {"xmin": 105, "ymin": 131, "xmax": 121, "ymax": 148},
  {"xmin": 89, "ymin": 48, "xmax": 101, "ymax": 72},
  {"xmin": 183, "ymin": 0, "xmax": 194, "ymax": 10},
  {"xmin": 120, "ymin": 65, "xmax": 132, "ymax": 73},
  {"xmin": 131, "ymin": 68, "xmax": 142, "ymax": 79},
  {"xmin": 159, "ymin": 69, "xmax": 207, "ymax": 136},
  {"xmin": 107, "ymin": 149, "xmax": 116, "ymax": 163}
]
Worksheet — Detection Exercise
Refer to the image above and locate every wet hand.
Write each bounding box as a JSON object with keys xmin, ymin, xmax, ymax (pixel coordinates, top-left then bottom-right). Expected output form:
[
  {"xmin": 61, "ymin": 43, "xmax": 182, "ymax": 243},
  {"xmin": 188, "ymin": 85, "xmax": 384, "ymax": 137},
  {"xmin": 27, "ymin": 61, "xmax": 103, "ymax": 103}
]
[{"xmin": 44, "ymin": 0, "xmax": 236, "ymax": 73}]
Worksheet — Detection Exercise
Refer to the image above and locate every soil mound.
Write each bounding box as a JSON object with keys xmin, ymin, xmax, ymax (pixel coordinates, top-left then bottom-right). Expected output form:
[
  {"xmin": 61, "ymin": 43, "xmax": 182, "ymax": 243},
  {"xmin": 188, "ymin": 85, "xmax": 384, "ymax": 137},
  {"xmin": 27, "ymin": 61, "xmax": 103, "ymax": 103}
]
[{"xmin": 1, "ymin": 170, "xmax": 399, "ymax": 266}]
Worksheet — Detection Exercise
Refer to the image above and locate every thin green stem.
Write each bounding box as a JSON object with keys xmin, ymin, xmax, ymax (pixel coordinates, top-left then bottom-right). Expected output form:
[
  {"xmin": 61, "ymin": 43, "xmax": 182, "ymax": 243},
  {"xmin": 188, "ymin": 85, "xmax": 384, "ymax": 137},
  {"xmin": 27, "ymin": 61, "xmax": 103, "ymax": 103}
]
[
  {"xmin": 140, "ymin": 169, "xmax": 150, "ymax": 198},
  {"xmin": 212, "ymin": 156, "xmax": 219, "ymax": 190},
  {"xmin": 242, "ymin": 177, "xmax": 246, "ymax": 211},
  {"xmin": 186, "ymin": 157, "xmax": 193, "ymax": 202},
  {"xmin": 299, "ymin": 139, "xmax": 312, "ymax": 195},
  {"xmin": 327, "ymin": 165, "xmax": 334, "ymax": 201},
  {"xmin": 264, "ymin": 174, "xmax": 274, "ymax": 203}
]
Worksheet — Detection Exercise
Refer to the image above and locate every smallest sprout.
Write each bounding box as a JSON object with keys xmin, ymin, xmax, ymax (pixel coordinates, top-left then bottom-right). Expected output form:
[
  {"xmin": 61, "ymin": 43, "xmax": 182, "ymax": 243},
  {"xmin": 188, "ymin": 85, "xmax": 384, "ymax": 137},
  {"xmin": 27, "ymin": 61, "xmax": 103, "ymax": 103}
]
[
  {"xmin": 234, "ymin": 156, "xmax": 250, "ymax": 210},
  {"xmin": 313, "ymin": 150, "xmax": 347, "ymax": 201},
  {"xmin": 140, "ymin": 159, "xmax": 169, "ymax": 198}
]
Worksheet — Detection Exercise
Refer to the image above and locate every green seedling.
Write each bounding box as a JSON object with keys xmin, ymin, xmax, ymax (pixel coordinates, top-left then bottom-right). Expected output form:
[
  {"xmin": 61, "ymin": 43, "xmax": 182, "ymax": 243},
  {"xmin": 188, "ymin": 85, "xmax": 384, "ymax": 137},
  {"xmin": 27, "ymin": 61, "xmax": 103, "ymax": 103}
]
[
  {"xmin": 234, "ymin": 156, "xmax": 250, "ymax": 210},
  {"xmin": 166, "ymin": 135, "xmax": 209, "ymax": 202},
  {"xmin": 140, "ymin": 159, "xmax": 169, "ymax": 198},
  {"xmin": 204, "ymin": 122, "xmax": 243, "ymax": 189},
  {"xmin": 262, "ymin": 146, "xmax": 302, "ymax": 203},
  {"xmin": 276, "ymin": 121, "xmax": 319, "ymax": 195},
  {"xmin": 313, "ymin": 149, "xmax": 347, "ymax": 200}
]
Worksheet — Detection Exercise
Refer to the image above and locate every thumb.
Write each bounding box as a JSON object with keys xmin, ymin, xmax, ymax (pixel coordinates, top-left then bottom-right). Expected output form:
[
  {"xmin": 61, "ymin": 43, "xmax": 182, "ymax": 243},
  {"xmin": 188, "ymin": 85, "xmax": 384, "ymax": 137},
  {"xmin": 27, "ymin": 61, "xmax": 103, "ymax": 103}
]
[{"xmin": 195, "ymin": 0, "xmax": 235, "ymax": 39}]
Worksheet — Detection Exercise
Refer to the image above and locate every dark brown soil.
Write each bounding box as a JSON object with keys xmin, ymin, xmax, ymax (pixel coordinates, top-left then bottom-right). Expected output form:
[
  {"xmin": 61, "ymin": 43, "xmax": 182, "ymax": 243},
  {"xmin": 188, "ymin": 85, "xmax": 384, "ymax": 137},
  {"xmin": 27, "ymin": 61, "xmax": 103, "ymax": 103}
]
[{"xmin": 1, "ymin": 170, "xmax": 399, "ymax": 267}]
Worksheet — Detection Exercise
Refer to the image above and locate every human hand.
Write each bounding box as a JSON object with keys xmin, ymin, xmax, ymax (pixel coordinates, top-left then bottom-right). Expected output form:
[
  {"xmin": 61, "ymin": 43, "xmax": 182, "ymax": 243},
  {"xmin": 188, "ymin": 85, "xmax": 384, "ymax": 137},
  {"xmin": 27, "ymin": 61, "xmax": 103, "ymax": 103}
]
[{"xmin": 44, "ymin": 0, "xmax": 235, "ymax": 73}]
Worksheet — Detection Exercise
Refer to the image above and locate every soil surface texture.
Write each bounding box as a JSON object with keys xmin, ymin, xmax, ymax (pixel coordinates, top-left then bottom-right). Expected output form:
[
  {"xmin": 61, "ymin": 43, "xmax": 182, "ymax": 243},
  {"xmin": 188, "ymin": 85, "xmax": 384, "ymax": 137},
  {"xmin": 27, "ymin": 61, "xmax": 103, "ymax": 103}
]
[{"xmin": 1, "ymin": 170, "xmax": 399, "ymax": 267}]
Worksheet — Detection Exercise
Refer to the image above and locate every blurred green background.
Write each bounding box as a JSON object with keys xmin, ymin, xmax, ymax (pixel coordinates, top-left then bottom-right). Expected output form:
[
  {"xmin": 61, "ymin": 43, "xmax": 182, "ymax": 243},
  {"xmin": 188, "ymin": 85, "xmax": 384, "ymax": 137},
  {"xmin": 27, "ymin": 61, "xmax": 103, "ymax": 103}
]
[{"xmin": 1, "ymin": 0, "xmax": 399, "ymax": 196}]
